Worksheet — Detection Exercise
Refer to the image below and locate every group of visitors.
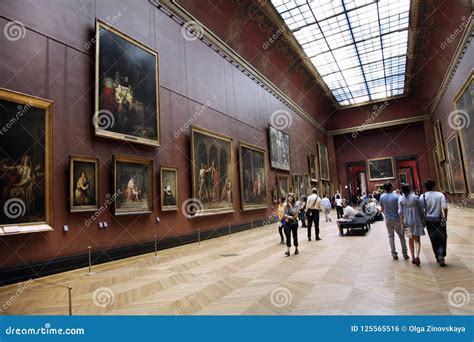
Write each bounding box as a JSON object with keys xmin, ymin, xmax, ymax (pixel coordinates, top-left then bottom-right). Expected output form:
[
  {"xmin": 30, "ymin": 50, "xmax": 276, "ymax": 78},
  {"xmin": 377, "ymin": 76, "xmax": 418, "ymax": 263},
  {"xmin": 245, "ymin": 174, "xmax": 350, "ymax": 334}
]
[{"xmin": 276, "ymin": 180, "xmax": 449, "ymax": 267}]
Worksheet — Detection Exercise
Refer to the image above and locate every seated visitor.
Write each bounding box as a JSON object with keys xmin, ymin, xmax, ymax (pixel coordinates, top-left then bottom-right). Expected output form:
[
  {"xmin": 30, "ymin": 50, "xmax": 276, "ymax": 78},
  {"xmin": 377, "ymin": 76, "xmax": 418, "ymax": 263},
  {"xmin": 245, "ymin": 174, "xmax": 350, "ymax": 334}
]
[{"xmin": 336, "ymin": 200, "xmax": 356, "ymax": 236}]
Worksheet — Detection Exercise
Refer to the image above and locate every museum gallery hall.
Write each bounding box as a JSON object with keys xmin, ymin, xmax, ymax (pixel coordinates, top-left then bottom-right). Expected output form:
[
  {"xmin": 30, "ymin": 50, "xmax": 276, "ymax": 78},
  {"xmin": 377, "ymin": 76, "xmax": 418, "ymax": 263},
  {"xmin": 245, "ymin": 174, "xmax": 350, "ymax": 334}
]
[{"xmin": 0, "ymin": 0, "xmax": 472, "ymax": 316}]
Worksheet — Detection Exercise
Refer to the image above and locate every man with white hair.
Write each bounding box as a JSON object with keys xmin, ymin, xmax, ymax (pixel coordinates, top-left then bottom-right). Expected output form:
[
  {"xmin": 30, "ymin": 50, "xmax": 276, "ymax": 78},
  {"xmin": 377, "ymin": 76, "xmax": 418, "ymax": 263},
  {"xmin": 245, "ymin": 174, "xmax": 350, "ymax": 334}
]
[{"xmin": 305, "ymin": 188, "xmax": 322, "ymax": 241}]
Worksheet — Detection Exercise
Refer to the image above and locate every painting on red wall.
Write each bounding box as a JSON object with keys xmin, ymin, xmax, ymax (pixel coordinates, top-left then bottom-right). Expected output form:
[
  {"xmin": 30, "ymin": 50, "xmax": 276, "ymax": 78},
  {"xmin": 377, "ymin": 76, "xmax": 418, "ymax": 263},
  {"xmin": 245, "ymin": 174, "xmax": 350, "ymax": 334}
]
[
  {"xmin": 445, "ymin": 134, "xmax": 467, "ymax": 194},
  {"xmin": 70, "ymin": 155, "xmax": 99, "ymax": 213},
  {"xmin": 160, "ymin": 166, "xmax": 178, "ymax": 211},
  {"xmin": 95, "ymin": 20, "xmax": 160, "ymax": 147},
  {"xmin": 239, "ymin": 142, "xmax": 268, "ymax": 211},
  {"xmin": 269, "ymin": 125, "xmax": 291, "ymax": 171},
  {"xmin": 308, "ymin": 152, "xmax": 318, "ymax": 182},
  {"xmin": 318, "ymin": 142, "xmax": 330, "ymax": 181},
  {"xmin": 368, "ymin": 157, "xmax": 395, "ymax": 181}
]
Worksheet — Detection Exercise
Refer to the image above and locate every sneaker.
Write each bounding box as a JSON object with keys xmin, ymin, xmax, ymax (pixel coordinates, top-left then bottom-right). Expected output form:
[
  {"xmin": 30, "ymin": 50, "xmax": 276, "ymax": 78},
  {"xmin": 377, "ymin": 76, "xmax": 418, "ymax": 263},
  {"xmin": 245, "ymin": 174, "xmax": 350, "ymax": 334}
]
[
  {"xmin": 403, "ymin": 255, "xmax": 410, "ymax": 260},
  {"xmin": 392, "ymin": 255, "xmax": 399, "ymax": 260},
  {"xmin": 294, "ymin": 249, "xmax": 299, "ymax": 255},
  {"xmin": 285, "ymin": 251, "xmax": 290, "ymax": 257},
  {"xmin": 438, "ymin": 257, "xmax": 446, "ymax": 267}
]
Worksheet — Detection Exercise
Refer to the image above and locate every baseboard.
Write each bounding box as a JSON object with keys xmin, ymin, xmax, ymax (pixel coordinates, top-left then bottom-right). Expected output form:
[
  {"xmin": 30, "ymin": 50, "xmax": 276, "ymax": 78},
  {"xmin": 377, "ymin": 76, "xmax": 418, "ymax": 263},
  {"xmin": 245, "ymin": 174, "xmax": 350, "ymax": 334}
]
[{"xmin": 0, "ymin": 219, "xmax": 271, "ymax": 286}]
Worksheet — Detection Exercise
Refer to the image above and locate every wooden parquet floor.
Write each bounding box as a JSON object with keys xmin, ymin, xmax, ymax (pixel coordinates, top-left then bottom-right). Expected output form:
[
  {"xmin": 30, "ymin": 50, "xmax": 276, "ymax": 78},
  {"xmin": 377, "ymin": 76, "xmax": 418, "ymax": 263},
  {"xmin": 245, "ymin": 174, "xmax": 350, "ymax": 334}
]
[{"xmin": 1, "ymin": 208, "xmax": 473, "ymax": 315}]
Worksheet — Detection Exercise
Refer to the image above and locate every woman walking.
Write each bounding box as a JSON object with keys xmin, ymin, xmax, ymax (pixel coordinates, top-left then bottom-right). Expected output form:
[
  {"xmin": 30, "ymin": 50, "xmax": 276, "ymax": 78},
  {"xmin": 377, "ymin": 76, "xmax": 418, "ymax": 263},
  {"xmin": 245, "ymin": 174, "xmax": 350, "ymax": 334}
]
[
  {"xmin": 283, "ymin": 194, "xmax": 299, "ymax": 256},
  {"xmin": 277, "ymin": 197, "xmax": 286, "ymax": 244},
  {"xmin": 335, "ymin": 193, "xmax": 343, "ymax": 219},
  {"xmin": 398, "ymin": 184, "xmax": 425, "ymax": 266}
]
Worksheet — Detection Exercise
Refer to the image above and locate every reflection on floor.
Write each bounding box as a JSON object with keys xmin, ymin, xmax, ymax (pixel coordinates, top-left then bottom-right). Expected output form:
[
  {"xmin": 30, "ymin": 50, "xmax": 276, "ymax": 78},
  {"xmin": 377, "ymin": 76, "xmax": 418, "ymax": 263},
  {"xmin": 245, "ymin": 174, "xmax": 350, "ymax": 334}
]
[{"xmin": 1, "ymin": 208, "xmax": 473, "ymax": 315}]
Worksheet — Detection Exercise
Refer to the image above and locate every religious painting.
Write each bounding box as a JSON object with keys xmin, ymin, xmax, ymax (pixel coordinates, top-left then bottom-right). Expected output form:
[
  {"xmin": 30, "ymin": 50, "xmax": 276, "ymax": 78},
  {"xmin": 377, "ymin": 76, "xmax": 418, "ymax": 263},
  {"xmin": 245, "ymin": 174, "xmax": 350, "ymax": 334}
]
[
  {"xmin": 368, "ymin": 157, "xmax": 395, "ymax": 181},
  {"xmin": 160, "ymin": 167, "xmax": 178, "ymax": 211},
  {"xmin": 309, "ymin": 152, "xmax": 318, "ymax": 181},
  {"xmin": 268, "ymin": 125, "xmax": 290, "ymax": 171},
  {"xmin": 113, "ymin": 155, "xmax": 153, "ymax": 215},
  {"xmin": 445, "ymin": 134, "xmax": 467, "ymax": 194},
  {"xmin": 95, "ymin": 19, "xmax": 160, "ymax": 146},
  {"xmin": 239, "ymin": 143, "xmax": 268, "ymax": 211},
  {"xmin": 399, "ymin": 172, "xmax": 407, "ymax": 184},
  {"xmin": 0, "ymin": 88, "xmax": 53, "ymax": 233},
  {"xmin": 318, "ymin": 142, "xmax": 330, "ymax": 181},
  {"xmin": 433, "ymin": 120, "xmax": 445, "ymax": 162},
  {"xmin": 454, "ymin": 71, "xmax": 473, "ymax": 195},
  {"xmin": 70, "ymin": 156, "xmax": 99, "ymax": 212},
  {"xmin": 191, "ymin": 126, "xmax": 234, "ymax": 216},
  {"xmin": 277, "ymin": 175, "xmax": 290, "ymax": 199}
]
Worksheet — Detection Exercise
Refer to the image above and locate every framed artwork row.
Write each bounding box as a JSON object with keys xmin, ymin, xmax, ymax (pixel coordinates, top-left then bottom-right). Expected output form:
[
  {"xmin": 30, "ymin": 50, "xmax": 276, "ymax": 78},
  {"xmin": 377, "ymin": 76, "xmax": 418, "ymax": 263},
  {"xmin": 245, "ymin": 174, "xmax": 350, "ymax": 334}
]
[{"xmin": 239, "ymin": 143, "xmax": 269, "ymax": 211}]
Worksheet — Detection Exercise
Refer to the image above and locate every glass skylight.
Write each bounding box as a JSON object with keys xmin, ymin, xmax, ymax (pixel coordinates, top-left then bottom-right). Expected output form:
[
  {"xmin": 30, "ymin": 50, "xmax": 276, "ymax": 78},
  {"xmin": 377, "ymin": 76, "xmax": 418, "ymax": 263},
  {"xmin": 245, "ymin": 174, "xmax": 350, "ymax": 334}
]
[{"xmin": 271, "ymin": 0, "xmax": 411, "ymax": 106}]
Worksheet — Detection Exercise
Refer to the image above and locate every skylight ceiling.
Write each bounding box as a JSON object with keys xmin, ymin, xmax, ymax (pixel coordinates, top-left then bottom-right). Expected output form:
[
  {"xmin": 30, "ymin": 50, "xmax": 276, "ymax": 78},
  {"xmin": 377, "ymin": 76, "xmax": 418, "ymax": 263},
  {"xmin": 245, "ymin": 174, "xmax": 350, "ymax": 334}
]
[{"xmin": 271, "ymin": 0, "xmax": 411, "ymax": 106}]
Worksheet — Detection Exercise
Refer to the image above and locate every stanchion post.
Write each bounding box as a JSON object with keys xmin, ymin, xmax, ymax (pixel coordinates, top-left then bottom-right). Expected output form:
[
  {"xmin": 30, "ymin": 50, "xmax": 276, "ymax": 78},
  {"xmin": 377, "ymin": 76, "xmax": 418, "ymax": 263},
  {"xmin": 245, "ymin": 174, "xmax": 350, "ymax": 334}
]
[
  {"xmin": 228, "ymin": 222, "xmax": 231, "ymax": 238},
  {"xmin": 198, "ymin": 228, "xmax": 201, "ymax": 246},
  {"xmin": 85, "ymin": 246, "xmax": 95, "ymax": 276},
  {"xmin": 251, "ymin": 219, "xmax": 254, "ymax": 232},
  {"xmin": 153, "ymin": 235, "xmax": 160, "ymax": 259},
  {"xmin": 68, "ymin": 286, "xmax": 73, "ymax": 316}
]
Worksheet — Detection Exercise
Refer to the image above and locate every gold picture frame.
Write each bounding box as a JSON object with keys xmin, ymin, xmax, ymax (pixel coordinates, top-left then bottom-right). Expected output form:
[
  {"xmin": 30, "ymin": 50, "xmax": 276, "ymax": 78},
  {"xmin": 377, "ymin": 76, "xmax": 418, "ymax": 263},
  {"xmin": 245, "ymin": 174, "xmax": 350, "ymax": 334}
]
[
  {"xmin": 309, "ymin": 152, "xmax": 318, "ymax": 182},
  {"xmin": 70, "ymin": 155, "xmax": 99, "ymax": 213},
  {"xmin": 277, "ymin": 175, "xmax": 291, "ymax": 198},
  {"xmin": 0, "ymin": 88, "xmax": 53, "ymax": 235},
  {"xmin": 191, "ymin": 126, "xmax": 234, "ymax": 217},
  {"xmin": 433, "ymin": 120, "xmax": 445, "ymax": 162},
  {"xmin": 160, "ymin": 166, "xmax": 178, "ymax": 211},
  {"xmin": 238, "ymin": 142, "xmax": 269, "ymax": 211},
  {"xmin": 445, "ymin": 133, "xmax": 467, "ymax": 194},
  {"xmin": 318, "ymin": 142, "xmax": 330, "ymax": 181},
  {"xmin": 113, "ymin": 154, "xmax": 153, "ymax": 215},
  {"xmin": 367, "ymin": 157, "xmax": 395, "ymax": 181},
  {"xmin": 94, "ymin": 19, "xmax": 160, "ymax": 147}
]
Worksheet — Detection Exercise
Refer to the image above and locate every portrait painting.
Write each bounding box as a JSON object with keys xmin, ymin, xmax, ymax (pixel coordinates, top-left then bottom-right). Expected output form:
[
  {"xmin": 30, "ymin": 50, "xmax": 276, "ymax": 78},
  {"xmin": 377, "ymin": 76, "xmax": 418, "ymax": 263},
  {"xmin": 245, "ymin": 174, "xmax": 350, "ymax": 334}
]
[
  {"xmin": 454, "ymin": 71, "xmax": 473, "ymax": 195},
  {"xmin": 269, "ymin": 125, "xmax": 291, "ymax": 171},
  {"xmin": 277, "ymin": 175, "xmax": 290, "ymax": 199},
  {"xmin": 113, "ymin": 155, "xmax": 153, "ymax": 215},
  {"xmin": 95, "ymin": 20, "xmax": 160, "ymax": 146},
  {"xmin": 0, "ymin": 88, "xmax": 53, "ymax": 232},
  {"xmin": 70, "ymin": 156, "xmax": 99, "ymax": 212},
  {"xmin": 368, "ymin": 157, "xmax": 395, "ymax": 181},
  {"xmin": 191, "ymin": 126, "xmax": 234, "ymax": 216},
  {"xmin": 318, "ymin": 142, "xmax": 330, "ymax": 181},
  {"xmin": 445, "ymin": 134, "xmax": 467, "ymax": 194},
  {"xmin": 239, "ymin": 143, "xmax": 268, "ymax": 211},
  {"xmin": 309, "ymin": 152, "xmax": 318, "ymax": 181},
  {"xmin": 161, "ymin": 166, "xmax": 178, "ymax": 211}
]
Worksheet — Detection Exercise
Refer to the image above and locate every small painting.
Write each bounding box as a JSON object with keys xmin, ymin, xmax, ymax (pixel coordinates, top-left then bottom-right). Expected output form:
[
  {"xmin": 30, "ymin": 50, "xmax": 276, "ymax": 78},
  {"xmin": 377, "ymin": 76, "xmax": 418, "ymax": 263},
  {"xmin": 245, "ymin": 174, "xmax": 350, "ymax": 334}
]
[
  {"xmin": 160, "ymin": 166, "xmax": 178, "ymax": 211},
  {"xmin": 277, "ymin": 175, "xmax": 290, "ymax": 198},
  {"xmin": 70, "ymin": 156, "xmax": 99, "ymax": 212}
]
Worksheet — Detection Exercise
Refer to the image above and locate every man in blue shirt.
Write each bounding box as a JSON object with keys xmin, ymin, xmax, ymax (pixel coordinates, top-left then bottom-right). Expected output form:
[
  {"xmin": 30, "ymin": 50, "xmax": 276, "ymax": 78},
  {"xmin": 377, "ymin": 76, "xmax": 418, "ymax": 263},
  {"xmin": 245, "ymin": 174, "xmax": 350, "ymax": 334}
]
[{"xmin": 380, "ymin": 181, "xmax": 408, "ymax": 260}]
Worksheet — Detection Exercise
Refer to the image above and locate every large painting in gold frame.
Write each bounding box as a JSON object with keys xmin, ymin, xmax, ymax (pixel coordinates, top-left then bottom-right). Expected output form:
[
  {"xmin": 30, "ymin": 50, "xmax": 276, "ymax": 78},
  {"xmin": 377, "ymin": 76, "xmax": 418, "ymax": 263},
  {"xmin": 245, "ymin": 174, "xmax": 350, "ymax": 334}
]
[
  {"xmin": 318, "ymin": 142, "xmax": 330, "ymax": 181},
  {"xmin": 453, "ymin": 71, "xmax": 473, "ymax": 196},
  {"xmin": 70, "ymin": 155, "xmax": 99, "ymax": 213},
  {"xmin": 367, "ymin": 157, "xmax": 395, "ymax": 181},
  {"xmin": 433, "ymin": 120, "xmax": 445, "ymax": 162},
  {"xmin": 113, "ymin": 154, "xmax": 153, "ymax": 215},
  {"xmin": 95, "ymin": 19, "xmax": 160, "ymax": 147},
  {"xmin": 239, "ymin": 142, "xmax": 269, "ymax": 211},
  {"xmin": 309, "ymin": 152, "xmax": 318, "ymax": 182},
  {"xmin": 0, "ymin": 88, "xmax": 53, "ymax": 235},
  {"xmin": 445, "ymin": 133, "xmax": 467, "ymax": 194},
  {"xmin": 191, "ymin": 126, "xmax": 234, "ymax": 217}
]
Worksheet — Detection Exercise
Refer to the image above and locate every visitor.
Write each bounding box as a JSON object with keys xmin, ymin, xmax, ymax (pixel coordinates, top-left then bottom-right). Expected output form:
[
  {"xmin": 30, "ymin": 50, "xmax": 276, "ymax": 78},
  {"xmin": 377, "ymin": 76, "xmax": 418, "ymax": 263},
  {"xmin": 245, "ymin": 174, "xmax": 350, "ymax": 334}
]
[
  {"xmin": 283, "ymin": 194, "xmax": 299, "ymax": 256},
  {"xmin": 380, "ymin": 181, "xmax": 408, "ymax": 260},
  {"xmin": 336, "ymin": 200, "xmax": 356, "ymax": 236},
  {"xmin": 398, "ymin": 183, "xmax": 425, "ymax": 266},
  {"xmin": 299, "ymin": 195, "xmax": 307, "ymax": 227},
  {"xmin": 321, "ymin": 194, "xmax": 332, "ymax": 222},
  {"xmin": 277, "ymin": 197, "xmax": 286, "ymax": 244},
  {"xmin": 335, "ymin": 193, "xmax": 343, "ymax": 219},
  {"xmin": 419, "ymin": 179, "xmax": 448, "ymax": 267},
  {"xmin": 306, "ymin": 188, "xmax": 322, "ymax": 241}
]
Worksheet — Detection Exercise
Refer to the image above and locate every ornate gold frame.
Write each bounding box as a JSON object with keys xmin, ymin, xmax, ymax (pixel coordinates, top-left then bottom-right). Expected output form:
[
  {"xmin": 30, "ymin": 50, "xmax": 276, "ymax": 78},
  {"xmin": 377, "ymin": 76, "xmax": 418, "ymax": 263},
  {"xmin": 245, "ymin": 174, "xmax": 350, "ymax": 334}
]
[
  {"xmin": 268, "ymin": 125, "xmax": 291, "ymax": 171},
  {"xmin": 238, "ymin": 142, "xmax": 269, "ymax": 211},
  {"xmin": 367, "ymin": 157, "xmax": 395, "ymax": 181},
  {"xmin": 94, "ymin": 19, "xmax": 160, "ymax": 147},
  {"xmin": 308, "ymin": 152, "xmax": 318, "ymax": 182},
  {"xmin": 160, "ymin": 166, "xmax": 178, "ymax": 211},
  {"xmin": 445, "ymin": 133, "xmax": 467, "ymax": 194},
  {"xmin": 190, "ymin": 126, "xmax": 235, "ymax": 216},
  {"xmin": 276, "ymin": 174, "xmax": 291, "ymax": 199},
  {"xmin": 433, "ymin": 120, "xmax": 445, "ymax": 162},
  {"xmin": 0, "ymin": 88, "xmax": 53, "ymax": 234},
  {"xmin": 113, "ymin": 154, "xmax": 153, "ymax": 215},
  {"xmin": 69, "ymin": 155, "xmax": 99, "ymax": 212},
  {"xmin": 318, "ymin": 142, "xmax": 330, "ymax": 181}
]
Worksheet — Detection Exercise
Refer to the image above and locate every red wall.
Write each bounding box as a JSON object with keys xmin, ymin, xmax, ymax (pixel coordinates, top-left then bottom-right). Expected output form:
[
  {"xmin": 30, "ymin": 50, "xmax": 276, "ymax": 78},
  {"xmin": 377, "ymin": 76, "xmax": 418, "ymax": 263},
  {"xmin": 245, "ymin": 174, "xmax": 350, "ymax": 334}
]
[
  {"xmin": 333, "ymin": 122, "xmax": 431, "ymax": 199},
  {"xmin": 0, "ymin": 0, "xmax": 327, "ymax": 268}
]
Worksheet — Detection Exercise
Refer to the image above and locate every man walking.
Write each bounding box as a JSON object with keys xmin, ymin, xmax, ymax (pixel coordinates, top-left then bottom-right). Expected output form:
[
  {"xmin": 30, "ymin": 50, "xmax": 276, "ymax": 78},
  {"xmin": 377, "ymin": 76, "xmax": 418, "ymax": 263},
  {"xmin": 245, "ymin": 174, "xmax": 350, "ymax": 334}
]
[
  {"xmin": 306, "ymin": 188, "xmax": 322, "ymax": 241},
  {"xmin": 420, "ymin": 179, "xmax": 448, "ymax": 267},
  {"xmin": 380, "ymin": 181, "xmax": 409, "ymax": 260},
  {"xmin": 321, "ymin": 194, "xmax": 332, "ymax": 222}
]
